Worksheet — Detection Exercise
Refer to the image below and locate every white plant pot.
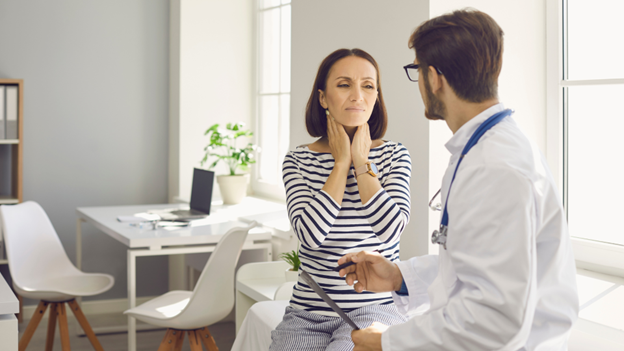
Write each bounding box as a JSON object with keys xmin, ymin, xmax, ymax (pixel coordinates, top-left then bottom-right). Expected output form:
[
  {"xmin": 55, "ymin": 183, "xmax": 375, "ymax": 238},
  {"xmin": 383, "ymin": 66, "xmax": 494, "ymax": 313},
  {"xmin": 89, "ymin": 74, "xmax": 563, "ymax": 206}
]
[
  {"xmin": 285, "ymin": 269, "xmax": 299, "ymax": 282},
  {"xmin": 217, "ymin": 173, "xmax": 250, "ymax": 205}
]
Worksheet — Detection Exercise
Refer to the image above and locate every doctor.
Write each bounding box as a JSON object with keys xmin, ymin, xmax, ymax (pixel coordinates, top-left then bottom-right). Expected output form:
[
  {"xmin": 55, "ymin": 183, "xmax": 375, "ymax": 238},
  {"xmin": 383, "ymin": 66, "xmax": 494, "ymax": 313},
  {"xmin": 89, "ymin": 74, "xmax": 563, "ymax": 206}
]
[{"xmin": 338, "ymin": 9, "xmax": 579, "ymax": 351}]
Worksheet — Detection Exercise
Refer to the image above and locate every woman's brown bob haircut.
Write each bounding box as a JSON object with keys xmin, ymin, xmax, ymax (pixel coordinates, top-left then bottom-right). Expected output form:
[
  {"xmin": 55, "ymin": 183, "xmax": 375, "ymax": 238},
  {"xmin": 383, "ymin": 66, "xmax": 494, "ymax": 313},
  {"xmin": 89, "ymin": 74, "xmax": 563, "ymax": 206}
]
[
  {"xmin": 409, "ymin": 9, "xmax": 504, "ymax": 103},
  {"xmin": 305, "ymin": 48, "xmax": 388, "ymax": 139}
]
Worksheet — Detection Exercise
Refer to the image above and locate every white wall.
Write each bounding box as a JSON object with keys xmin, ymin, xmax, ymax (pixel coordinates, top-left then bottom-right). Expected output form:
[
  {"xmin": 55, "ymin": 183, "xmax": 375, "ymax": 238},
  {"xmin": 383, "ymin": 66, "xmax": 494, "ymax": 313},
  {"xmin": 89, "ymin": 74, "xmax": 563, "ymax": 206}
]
[
  {"xmin": 427, "ymin": 1, "xmax": 547, "ymax": 253},
  {"xmin": 168, "ymin": 0, "xmax": 549, "ymax": 261},
  {"xmin": 0, "ymin": 0, "xmax": 170, "ymax": 302},
  {"xmin": 169, "ymin": 0, "xmax": 254, "ymax": 202},
  {"xmin": 291, "ymin": 0, "xmax": 431, "ymax": 259}
]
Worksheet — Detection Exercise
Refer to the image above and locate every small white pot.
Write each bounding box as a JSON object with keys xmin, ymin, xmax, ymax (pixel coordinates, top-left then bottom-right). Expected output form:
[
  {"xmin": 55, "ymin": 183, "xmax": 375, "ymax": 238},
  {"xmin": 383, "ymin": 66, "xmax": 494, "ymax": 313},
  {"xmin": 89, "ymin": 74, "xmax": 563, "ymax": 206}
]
[
  {"xmin": 217, "ymin": 174, "xmax": 250, "ymax": 205},
  {"xmin": 285, "ymin": 269, "xmax": 299, "ymax": 282}
]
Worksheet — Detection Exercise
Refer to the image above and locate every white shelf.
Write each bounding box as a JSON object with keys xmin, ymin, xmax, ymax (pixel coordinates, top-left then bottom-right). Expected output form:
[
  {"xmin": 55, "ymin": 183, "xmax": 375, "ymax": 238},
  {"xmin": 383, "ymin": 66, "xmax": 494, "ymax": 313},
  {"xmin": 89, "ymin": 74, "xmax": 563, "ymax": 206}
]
[
  {"xmin": 237, "ymin": 261, "xmax": 292, "ymax": 302},
  {"xmin": 0, "ymin": 198, "xmax": 18, "ymax": 205},
  {"xmin": 0, "ymin": 140, "xmax": 18, "ymax": 145},
  {"xmin": 238, "ymin": 276, "xmax": 286, "ymax": 302}
]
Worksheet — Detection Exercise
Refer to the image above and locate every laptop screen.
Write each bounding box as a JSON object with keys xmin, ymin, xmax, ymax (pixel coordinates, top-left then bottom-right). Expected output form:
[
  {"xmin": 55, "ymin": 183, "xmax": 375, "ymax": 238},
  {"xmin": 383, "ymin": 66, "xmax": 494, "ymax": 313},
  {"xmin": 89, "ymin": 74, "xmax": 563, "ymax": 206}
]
[{"xmin": 190, "ymin": 168, "xmax": 215, "ymax": 214}]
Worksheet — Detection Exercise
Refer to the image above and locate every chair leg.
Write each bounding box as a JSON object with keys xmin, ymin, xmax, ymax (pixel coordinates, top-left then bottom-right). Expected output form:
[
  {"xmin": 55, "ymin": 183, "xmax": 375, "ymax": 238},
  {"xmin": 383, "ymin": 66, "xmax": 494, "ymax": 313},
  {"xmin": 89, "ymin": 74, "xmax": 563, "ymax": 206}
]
[
  {"xmin": 173, "ymin": 330, "xmax": 185, "ymax": 351},
  {"xmin": 188, "ymin": 330, "xmax": 204, "ymax": 351},
  {"xmin": 57, "ymin": 303, "xmax": 71, "ymax": 351},
  {"xmin": 45, "ymin": 303, "xmax": 58, "ymax": 351},
  {"xmin": 198, "ymin": 327, "xmax": 218, "ymax": 351},
  {"xmin": 157, "ymin": 329, "xmax": 176, "ymax": 351},
  {"xmin": 19, "ymin": 300, "xmax": 49, "ymax": 351},
  {"xmin": 67, "ymin": 299, "xmax": 104, "ymax": 351}
]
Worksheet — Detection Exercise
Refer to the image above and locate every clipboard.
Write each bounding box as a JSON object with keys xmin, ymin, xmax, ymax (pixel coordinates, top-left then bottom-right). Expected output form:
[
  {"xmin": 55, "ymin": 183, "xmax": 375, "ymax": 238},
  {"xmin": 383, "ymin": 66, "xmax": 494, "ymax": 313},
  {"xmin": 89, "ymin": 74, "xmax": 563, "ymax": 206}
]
[{"xmin": 300, "ymin": 269, "xmax": 360, "ymax": 330}]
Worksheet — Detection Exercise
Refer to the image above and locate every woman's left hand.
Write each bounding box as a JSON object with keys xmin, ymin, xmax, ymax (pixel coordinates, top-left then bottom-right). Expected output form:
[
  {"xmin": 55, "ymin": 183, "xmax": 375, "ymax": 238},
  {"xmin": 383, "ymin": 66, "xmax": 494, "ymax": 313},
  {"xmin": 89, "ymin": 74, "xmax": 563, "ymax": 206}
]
[{"xmin": 351, "ymin": 123, "xmax": 372, "ymax": 168}]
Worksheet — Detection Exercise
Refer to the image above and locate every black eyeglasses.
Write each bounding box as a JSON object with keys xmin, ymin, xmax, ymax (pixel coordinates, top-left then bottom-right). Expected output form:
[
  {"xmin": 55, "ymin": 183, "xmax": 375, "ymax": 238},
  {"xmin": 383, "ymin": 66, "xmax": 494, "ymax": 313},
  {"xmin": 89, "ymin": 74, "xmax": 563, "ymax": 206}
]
[{"xmin": 403, "ymin": 63, "xmax": 443, "ymax": 82}]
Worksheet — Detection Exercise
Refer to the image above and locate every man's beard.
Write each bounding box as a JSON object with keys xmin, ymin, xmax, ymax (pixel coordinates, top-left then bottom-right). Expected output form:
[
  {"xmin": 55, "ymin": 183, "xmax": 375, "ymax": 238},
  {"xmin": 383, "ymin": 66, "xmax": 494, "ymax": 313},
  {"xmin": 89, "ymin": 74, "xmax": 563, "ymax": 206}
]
[{"xmin": 423, "ymin": 76, "xmax": 446, "ymax": 121}]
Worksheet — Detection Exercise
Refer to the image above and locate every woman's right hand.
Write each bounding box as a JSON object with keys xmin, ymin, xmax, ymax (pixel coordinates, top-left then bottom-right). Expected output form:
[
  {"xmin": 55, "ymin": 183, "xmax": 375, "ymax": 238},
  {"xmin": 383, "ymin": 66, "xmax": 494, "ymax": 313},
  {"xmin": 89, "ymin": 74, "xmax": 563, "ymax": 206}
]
[{"xmin": 327, "ymin": 113, "xmax": 352, "ymax": 168}]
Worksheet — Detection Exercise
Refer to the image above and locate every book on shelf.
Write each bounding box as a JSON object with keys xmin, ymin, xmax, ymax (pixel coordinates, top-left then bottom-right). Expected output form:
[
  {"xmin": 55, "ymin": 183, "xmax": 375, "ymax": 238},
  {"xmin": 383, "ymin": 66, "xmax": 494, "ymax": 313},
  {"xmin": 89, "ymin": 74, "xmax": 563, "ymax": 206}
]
[
  {"xmin": 0, "ymin": 85, "xmax": 4, "ymax": 139},
  {"xmin": 5, "ymin": 85, "xmax": 18, "ymax": 140}
]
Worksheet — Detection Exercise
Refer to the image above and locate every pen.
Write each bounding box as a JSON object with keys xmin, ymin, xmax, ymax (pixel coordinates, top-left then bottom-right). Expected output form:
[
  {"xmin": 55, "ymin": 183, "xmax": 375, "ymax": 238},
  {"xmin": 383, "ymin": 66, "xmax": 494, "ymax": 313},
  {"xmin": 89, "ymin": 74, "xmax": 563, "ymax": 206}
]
[{"xmin": 332, "ymin": 249, "xmax": 384, "ymax": 272}]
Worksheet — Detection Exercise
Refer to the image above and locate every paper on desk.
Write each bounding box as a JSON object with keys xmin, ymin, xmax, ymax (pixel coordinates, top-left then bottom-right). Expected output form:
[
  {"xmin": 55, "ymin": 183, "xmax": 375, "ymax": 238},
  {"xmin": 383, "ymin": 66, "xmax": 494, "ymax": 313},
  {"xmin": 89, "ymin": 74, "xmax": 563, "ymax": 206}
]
[
  {"xmin": 117, "ymin": 213, "xmax": 161, "ymax": 222},
  {"xmin": 189, "ymin": 215, "xmax": 234, "ymax": 227}
]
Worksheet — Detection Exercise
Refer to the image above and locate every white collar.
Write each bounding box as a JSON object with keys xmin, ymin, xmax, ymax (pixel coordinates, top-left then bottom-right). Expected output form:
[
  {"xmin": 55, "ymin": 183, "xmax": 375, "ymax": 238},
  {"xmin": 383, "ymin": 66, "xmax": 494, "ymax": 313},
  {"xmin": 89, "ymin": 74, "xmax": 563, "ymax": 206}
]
[{"xmin": 444, "ymin": 103, "xmax": 506, "ymax": 156}]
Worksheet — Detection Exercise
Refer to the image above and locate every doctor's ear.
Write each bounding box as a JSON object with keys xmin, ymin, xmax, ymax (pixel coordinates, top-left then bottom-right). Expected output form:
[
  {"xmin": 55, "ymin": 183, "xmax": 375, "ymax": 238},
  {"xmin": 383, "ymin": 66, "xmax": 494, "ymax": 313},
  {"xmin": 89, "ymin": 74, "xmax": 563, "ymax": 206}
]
[
  {"xmin": 428, "ymin": 66, "xmax": 443, "ymax": 94},
  {"xmin": 318, "ymin": 89, "xmax": 328, "ymax": 109}
]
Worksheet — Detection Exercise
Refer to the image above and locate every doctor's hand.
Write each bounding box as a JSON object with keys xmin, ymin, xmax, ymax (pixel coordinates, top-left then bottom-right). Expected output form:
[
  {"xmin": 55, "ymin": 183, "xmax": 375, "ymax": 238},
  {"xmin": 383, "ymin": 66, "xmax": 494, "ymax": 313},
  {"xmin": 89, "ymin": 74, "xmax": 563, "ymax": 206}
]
[
  {"xmin": 352, "ymin": 322, "xmax": 387, "ymax": 351},
  {"xmin": 327, "ymin": 114, "xmax": 352, "ymax": 168},
  {"xmin": 351, "ymin": 122, "xmax": 372, "ymax": 169},
  {"xmin": 338, "ymin": 251, "xmax": 403, "ymax": 293}
]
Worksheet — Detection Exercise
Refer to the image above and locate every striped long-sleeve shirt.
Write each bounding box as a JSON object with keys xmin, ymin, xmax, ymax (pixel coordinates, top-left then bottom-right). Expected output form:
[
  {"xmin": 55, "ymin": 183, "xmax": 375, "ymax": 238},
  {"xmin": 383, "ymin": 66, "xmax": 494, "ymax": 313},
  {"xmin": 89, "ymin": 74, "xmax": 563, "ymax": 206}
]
[{"xmin": 282, "ymin": 141, "xmax": 411, "ymax": 315}]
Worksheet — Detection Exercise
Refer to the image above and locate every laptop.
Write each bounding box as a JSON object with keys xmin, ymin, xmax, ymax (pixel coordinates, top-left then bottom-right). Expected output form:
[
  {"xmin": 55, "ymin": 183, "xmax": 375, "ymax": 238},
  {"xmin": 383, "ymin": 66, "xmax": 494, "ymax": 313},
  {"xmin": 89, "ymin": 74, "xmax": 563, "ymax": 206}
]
[{"xmin": 154, "ymin": 168, "xmax": 215, "ymax": 220}]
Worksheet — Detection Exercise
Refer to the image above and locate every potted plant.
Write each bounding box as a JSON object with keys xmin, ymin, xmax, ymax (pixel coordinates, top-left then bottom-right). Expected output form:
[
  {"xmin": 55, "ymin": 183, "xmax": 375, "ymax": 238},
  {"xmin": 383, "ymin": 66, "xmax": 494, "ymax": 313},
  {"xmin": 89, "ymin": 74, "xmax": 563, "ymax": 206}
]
[
  {"xmin": 200, "ymin": 122, "xmax": 257, "ymax": 204},
  {"xmin": 280, "ymin": 249, "xmax": 300, "ymax": 282}
]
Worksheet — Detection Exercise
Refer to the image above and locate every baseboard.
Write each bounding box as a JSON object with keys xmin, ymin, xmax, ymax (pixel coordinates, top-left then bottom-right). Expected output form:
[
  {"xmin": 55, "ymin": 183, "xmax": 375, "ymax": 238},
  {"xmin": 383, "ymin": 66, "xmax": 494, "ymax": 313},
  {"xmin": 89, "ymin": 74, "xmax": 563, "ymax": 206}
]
[{"xmin": 21, "ymin": 296, "xmax": 156, "ymax": 320}]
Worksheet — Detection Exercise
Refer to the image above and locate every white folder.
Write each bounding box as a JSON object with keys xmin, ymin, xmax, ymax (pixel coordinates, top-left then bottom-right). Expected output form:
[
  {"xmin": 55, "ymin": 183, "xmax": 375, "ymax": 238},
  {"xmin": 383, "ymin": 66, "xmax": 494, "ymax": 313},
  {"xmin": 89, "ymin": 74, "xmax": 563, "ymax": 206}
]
[
  {"xmin": 5, "ymin": 85, "xmax": 18, "ymax": 140},
  {"xmin": 0, "ymin": 85, "xmax": 5, "ymax": 139}
]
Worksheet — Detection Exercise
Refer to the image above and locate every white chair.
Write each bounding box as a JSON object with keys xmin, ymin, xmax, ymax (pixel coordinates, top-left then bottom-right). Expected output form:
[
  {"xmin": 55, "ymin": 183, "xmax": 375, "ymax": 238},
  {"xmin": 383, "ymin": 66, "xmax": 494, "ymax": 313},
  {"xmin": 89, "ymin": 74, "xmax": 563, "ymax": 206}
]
[
  {"xmin": 0, "ymin": 201, "xmax": 114, "ymax": 351},
  {"xmin": 124, "ymin": 221, "xmax": 257, "ymax": 351}
]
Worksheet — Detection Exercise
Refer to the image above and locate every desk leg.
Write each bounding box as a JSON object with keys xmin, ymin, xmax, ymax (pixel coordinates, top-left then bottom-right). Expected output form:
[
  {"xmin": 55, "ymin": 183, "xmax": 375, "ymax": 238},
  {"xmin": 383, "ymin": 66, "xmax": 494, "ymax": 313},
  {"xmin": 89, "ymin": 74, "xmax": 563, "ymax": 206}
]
[
  {"xmin": 127, "ymin": 250, "xmax": 137, "ymax": 351},
  {"xmin": 76, "ymin": 218, "xmax": 84, "ymax": 306}
]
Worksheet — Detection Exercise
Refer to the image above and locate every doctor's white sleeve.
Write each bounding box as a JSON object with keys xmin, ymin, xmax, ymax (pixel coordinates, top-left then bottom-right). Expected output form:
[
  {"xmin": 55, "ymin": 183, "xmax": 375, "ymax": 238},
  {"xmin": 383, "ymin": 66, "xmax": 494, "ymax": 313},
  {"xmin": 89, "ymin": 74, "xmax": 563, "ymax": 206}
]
[
  {"xmin": 383, "ymin": 165, "xmax": 536, "ymax": 351},
  {"xmin": 391, "ymin": 255, "xmax": 439, "ymax": 317}
]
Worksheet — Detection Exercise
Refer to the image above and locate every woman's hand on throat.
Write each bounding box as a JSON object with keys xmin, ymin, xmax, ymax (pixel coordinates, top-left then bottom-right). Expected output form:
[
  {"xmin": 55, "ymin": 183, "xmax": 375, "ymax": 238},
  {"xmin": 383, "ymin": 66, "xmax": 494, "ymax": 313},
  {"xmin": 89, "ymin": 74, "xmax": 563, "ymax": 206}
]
[
  {"xmin": 351, "ymin": 123, "xmax": 372, "ymax": 168},
  {"xmin": 326, "ymin": 114, "xmax": 352, "ymax": 168}
]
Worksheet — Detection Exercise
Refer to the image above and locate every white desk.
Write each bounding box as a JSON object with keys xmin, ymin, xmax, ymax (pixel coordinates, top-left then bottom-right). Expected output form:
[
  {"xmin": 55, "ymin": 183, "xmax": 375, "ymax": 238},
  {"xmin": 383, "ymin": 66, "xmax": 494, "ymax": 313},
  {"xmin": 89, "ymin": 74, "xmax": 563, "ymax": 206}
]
[
  {"xmin": 76, "ymin": 197, "xmax": 286, "ymax": 351},
  {"xmin": 0, "ymin": 274, "xmax": 19, "ymax": 351}
]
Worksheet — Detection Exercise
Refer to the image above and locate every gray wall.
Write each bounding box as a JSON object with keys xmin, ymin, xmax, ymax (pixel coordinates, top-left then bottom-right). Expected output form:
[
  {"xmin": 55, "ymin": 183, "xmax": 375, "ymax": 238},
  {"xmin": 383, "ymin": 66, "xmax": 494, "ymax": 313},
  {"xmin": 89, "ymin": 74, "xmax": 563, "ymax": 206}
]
[
  {"xmin": 0, "ymin": 0, "xmax": 170, "ymax": 302},
  {"xmin": 291, "ymin": 0, "xmax": 431, "ymax": 259}
]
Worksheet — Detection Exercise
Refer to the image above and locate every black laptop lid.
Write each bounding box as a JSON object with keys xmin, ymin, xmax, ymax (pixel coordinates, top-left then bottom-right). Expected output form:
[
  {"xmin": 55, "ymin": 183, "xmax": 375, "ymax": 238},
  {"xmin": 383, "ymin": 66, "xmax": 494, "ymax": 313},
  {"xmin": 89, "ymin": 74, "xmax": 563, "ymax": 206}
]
[{"xmin": 189, "ymin": 168, "xmax": 215, "ymax": 214}]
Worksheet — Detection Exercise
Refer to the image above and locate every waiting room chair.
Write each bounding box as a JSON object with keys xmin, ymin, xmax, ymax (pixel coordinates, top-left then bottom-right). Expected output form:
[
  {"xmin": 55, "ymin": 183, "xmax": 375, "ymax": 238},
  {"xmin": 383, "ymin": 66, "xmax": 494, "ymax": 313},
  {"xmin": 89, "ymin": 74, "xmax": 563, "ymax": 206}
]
[
  {"xmin": 0, "ymin": 201, "xmax": 114, "ymax": 351},
  {"xmin": 124, "ymin": 221, "xmax": 257, "ymax": 351}
]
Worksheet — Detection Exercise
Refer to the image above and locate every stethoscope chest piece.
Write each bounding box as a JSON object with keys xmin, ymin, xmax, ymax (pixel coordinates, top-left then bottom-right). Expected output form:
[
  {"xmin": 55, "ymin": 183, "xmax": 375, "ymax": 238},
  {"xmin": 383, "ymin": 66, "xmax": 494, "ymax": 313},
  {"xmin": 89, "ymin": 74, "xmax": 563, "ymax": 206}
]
[{"xmin": 431, "ymin": 225, "xmax": 448, "ymax": 250}]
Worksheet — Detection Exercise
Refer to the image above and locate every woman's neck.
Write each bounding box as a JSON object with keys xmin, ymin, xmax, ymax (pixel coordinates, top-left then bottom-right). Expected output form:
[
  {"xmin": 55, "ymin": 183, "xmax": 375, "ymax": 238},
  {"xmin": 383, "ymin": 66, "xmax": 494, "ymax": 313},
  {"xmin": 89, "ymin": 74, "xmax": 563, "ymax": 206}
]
[
  {"xmin": 309, "ymin": 136, "xmax": 385, "ymax": 153},
  {"xmin": 344, "ymin": 126, "xmax": 357, "ymax": 142}
]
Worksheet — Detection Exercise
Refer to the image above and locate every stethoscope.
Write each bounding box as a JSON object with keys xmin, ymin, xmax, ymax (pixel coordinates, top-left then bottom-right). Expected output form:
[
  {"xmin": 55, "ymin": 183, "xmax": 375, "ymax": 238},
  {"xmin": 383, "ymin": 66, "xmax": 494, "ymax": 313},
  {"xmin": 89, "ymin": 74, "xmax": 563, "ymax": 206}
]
[{"xmin": 430, "ymin": 109, "xmax": 514, "ymax": 250}]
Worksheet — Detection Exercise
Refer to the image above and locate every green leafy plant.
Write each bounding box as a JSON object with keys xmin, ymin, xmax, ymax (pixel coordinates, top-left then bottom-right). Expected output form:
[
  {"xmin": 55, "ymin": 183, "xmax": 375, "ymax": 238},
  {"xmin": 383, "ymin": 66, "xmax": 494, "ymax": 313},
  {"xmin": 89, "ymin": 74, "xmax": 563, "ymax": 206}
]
[
  {"xmin": 280, "ymin": 250, "xmax": 301, "ymax": 272},
  {"xmin": 200, "ymin": 122, "xmax": 257, "ymax": 176}
]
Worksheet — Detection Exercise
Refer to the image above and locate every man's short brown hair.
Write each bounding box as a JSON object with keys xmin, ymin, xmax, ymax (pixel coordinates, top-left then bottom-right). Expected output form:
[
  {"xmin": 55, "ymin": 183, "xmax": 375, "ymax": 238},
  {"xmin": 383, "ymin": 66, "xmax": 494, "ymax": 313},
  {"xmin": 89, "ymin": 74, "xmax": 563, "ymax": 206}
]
[
  {"xmin": 305, "ymin": 48, "xmax": 387, "ymax": 139},
  {"xmin": 409, "ymin": 9, "xmax": 504, "ymax": 103}
]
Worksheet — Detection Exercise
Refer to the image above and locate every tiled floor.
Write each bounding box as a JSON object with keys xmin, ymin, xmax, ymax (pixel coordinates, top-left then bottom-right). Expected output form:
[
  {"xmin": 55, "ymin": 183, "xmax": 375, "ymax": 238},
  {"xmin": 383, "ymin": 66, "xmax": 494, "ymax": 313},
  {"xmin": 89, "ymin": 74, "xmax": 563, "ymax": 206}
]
[{"xmin": 18, "ymin": 311, "xmax": 236, "ymax": 351}]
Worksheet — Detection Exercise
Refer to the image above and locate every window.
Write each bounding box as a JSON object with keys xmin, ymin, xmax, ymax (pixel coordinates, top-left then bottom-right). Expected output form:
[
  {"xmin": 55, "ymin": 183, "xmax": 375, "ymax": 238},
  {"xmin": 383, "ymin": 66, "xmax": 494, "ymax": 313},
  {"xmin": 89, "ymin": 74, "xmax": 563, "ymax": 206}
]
[
  {"xmin": 253, "ymin": 0, "xmax": 291, "ymax": 200},
  {"xmin": 548, "ymin": 0, "xmax": 624, "ymax": 273}
]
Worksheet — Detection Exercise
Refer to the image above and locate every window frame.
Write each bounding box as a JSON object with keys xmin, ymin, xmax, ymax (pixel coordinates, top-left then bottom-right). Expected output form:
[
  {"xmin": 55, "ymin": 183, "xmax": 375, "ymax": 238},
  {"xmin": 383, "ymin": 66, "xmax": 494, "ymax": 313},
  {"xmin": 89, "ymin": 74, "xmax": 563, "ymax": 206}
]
[
  {"xmin": 546, "ymin": 0, "xmax": 624, "ymax": 276},
  {"xmin": 251, "ymin": 0, "xmax": 291, "ymax": 201}
]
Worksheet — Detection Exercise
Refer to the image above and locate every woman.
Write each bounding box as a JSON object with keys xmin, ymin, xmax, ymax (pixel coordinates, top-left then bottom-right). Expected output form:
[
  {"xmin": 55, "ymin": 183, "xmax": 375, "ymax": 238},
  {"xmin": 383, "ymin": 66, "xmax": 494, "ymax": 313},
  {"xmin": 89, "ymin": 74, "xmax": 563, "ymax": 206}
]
[{"xmin": 270, "ymin": 48, "xmax": 412, "ymax": 350}]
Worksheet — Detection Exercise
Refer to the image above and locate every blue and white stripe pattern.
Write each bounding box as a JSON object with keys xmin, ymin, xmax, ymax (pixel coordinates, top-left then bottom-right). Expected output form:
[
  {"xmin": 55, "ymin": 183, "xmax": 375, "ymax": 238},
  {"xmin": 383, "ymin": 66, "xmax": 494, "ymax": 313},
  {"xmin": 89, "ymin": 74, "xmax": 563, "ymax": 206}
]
[
  {"xmin": 270, "ymin": 305, "xmax": 408, "ymax": 351},
  {"xmin": 282, "ymin": 141, "xmax": 411, "ymax": 315}
]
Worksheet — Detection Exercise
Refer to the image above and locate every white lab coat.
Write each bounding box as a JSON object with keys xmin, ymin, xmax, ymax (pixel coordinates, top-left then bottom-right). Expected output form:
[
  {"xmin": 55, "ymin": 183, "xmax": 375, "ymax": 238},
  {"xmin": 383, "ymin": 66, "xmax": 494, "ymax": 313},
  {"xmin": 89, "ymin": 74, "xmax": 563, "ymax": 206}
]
[{"xmin": 382, "ymin": 104, "xmax": 579, "ymax": 350}]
